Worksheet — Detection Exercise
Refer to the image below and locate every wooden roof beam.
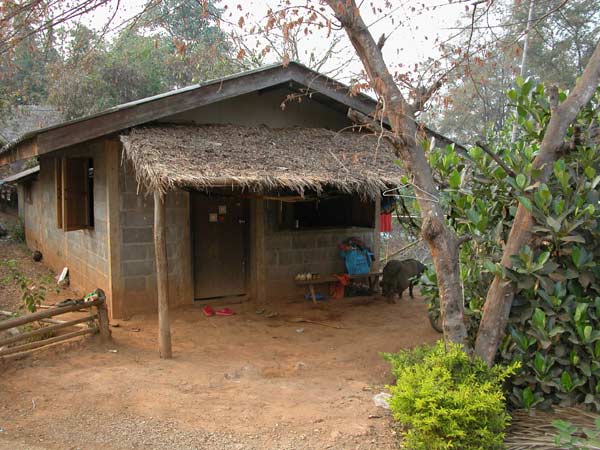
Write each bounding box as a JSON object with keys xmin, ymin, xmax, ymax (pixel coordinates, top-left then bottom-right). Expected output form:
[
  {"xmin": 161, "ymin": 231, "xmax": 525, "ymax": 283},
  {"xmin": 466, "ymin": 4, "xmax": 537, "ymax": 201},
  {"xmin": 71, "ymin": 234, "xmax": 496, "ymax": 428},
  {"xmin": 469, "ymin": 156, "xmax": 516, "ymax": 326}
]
[{"xmin": 0, "ymin": 137, "xmax": 38, "ymax": 166}]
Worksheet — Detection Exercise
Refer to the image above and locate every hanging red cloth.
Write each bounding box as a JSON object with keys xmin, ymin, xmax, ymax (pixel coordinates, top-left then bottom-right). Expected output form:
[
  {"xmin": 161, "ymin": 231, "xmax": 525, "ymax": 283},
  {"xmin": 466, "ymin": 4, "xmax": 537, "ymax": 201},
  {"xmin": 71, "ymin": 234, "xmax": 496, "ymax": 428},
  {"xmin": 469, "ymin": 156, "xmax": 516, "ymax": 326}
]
[{"xmin": 380, "ymin": 213, "xmax": 392, "ymax": 232}]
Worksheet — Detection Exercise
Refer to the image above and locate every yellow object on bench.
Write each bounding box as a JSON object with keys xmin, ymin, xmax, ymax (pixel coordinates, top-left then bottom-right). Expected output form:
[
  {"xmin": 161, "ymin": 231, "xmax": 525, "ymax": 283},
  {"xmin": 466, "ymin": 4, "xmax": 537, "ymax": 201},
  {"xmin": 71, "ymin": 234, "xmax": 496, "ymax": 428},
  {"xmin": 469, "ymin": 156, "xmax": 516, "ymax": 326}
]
[{"xmin": 295, "ymin": 272, "xmax": 382, "ymax": 304}]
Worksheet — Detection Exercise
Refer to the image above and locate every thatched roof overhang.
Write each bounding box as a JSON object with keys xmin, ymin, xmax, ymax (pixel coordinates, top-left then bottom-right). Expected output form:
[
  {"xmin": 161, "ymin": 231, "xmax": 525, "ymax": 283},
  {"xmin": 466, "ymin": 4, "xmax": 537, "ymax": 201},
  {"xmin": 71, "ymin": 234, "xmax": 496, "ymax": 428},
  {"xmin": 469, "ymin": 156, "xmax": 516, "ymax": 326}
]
[{"xmin": 120, "ymin": 125, "xmax": 404, "ymax": 199}]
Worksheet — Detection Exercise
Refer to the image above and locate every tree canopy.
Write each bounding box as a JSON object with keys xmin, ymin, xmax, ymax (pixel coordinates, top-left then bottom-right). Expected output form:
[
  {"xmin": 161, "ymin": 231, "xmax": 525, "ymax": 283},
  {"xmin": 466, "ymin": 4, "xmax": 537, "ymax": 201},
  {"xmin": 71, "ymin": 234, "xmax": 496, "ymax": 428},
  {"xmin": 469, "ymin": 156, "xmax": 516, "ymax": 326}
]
[
  {"xmin": 427, "ymin": 0, "xmax": 600, "ymax": 142},
  {"xmin": 1, "ymin": 0, "xmax": 239, "ymax": 120}
]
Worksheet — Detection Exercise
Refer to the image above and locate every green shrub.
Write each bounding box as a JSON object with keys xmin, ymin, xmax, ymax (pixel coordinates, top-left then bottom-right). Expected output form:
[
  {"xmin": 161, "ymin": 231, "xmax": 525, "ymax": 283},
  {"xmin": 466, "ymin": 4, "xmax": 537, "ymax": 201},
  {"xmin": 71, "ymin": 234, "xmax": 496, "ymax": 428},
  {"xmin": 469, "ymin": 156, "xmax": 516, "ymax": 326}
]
[
  {"xmin": 418, "ymin": 82, "xmax": 600, "ymax": 411},
  {"xmin": 1, "ymin": 259, "xmax": 53, "ymax": 312},
  {"xmin": 9, "ymin": 218, "xmax": 25, "ymax": 242},
  {"xmin": 553, "ymin": 417, "xmax": 600, "ymax": 449},
  {"xmin": 384, "ymin": 341, "xmax": 519, "ymax": 450}
]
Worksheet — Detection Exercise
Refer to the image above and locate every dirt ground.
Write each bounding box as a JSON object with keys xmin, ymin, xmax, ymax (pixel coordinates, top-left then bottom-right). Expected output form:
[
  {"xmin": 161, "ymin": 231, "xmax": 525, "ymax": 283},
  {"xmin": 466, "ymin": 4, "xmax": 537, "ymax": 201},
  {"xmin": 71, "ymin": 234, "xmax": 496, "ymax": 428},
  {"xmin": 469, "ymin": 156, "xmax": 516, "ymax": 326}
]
[
  {"xmin": 0, "ymin": 210, "xmax": 80, "ymax": 313},
  {"xmin": 0, "ymin": 222, "xmax": 441, "ymax": 450}
]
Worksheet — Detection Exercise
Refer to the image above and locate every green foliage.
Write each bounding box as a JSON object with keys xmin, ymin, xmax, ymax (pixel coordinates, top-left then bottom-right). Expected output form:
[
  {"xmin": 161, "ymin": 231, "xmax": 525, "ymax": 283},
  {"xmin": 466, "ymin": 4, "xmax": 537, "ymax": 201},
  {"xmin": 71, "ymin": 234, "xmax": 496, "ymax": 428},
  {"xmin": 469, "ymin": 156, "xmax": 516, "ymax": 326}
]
[
  {"xmin": 141, "ymin": 0, "xmax": 228, "ymax": 47},
  {"xmin": 553, "ymin": 417, "xmax": 600, "ymax": 449},
  {"xmin": 9, "ymin": 218, "xmax": 25, "ymax": 242},
  {"xmin": 420, "ymin": 80, "xmax": 600, "ymax": 410},
  {"xmin": 384, "ymin": 341, "xmax": 519, "ymax": 450},
  {"xmin": 0, "ymin": 3, "xmax": 59, "ymax": 115},
  {"xmin": 2, "ymin": 0, "xmax": 237, "ymax": 120},
  {"xmin": 1, "ymin": 259, "xmax": 53, "ymax": 312},
  {"xmin": 47, "ymin": 9, "xmax": 238, "ymax": 120},
  {"xmin": 0, "ymin": 31, "xmax": 55, "ymax": 113}
]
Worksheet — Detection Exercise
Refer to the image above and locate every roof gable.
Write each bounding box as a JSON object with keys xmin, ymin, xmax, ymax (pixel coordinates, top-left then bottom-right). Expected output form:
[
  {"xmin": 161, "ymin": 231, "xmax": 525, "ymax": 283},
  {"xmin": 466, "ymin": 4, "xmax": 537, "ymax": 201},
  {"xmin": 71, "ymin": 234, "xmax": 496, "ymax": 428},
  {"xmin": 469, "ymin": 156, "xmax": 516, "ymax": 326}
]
[
  {"xmin": 2, "ymin": 62, "xmax": 380, "ymax": 159},
  {"xmin": 157, "ymin": 84, "xmax": 353, "ymax": 129}
]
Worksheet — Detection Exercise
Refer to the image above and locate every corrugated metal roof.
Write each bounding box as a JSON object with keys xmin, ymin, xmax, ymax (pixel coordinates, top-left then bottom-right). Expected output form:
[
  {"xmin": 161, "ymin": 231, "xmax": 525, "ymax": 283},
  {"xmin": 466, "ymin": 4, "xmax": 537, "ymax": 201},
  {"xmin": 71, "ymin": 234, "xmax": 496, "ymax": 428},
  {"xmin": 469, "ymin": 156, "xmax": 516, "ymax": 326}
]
[
  {"xmin": 1, "ymin": 165, "xmax": 40, "ymax": 183},
  {"xmin": 0, "ymin": 106, "xmax": 63, "ymax": 143}
]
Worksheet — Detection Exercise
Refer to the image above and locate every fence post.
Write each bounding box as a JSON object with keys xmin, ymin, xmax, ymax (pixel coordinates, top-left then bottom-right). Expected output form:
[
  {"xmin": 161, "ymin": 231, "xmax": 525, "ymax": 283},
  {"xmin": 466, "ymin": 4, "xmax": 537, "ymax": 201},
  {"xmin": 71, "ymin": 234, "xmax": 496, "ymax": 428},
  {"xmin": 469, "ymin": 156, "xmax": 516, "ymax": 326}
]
[{"xmin": 95, "ymin": 300, "xmax": 111, "ymax": 341}]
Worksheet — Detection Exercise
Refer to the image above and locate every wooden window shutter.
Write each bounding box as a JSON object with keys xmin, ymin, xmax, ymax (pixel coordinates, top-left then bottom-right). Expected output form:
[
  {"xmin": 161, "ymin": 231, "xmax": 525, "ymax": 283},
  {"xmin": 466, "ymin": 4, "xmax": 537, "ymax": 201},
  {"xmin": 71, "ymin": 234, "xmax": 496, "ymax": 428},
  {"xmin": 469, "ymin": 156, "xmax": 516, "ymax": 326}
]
[
  {"xmin": 55, "ymin": 159, "xmax": 63, "ymax": 228},
  {"xmin": 351, "ymin": 197, "xmax": 375, "ymax": 228},
  {"xmin": 62, "ymin": 158, "xmax": 90, "ymax": 231}
]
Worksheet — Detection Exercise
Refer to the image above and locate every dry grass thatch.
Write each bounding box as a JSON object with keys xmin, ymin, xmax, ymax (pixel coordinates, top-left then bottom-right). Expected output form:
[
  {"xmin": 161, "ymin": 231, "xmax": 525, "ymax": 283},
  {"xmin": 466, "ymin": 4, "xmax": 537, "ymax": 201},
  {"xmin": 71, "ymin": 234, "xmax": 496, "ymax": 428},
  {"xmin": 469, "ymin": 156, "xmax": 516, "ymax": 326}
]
[
  {"xmin": 505, "ymin": 407, "xmax": 599, "ymax": 449},
  {"xmin": 120, "ymin": 124, "xmax": 404, "ymax": 198}
]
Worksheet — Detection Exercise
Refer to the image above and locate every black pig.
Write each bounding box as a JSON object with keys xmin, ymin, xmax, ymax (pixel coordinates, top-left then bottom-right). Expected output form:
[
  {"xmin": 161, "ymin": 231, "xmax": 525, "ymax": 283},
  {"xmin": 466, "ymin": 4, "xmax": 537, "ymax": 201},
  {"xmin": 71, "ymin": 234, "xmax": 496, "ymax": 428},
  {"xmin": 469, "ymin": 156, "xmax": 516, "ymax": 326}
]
[{"xmin": 381, "ymin": 259, "xmax": 426, "ymax": 302}]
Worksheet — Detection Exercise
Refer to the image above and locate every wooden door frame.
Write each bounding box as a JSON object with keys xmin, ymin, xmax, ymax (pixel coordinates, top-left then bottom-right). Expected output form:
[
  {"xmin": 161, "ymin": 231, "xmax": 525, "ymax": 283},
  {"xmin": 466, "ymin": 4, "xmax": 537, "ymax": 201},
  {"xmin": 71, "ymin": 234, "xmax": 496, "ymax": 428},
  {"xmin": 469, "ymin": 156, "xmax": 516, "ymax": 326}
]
[{"xmin": 190, "ymin": 190, "xmax": 251, "ymax": 300}]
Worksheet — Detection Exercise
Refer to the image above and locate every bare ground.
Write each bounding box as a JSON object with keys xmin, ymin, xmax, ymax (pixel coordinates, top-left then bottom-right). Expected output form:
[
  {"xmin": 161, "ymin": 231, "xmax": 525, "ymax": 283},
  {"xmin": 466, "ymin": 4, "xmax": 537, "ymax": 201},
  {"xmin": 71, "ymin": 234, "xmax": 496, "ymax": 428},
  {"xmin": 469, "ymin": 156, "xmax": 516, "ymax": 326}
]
[
  {"xmin": 0, "ymin": 211, "xmax": 81, "ymax": 313},
  {"xmin": 0, "ymin": 231, "xmax": 441, "ymax": 450}
]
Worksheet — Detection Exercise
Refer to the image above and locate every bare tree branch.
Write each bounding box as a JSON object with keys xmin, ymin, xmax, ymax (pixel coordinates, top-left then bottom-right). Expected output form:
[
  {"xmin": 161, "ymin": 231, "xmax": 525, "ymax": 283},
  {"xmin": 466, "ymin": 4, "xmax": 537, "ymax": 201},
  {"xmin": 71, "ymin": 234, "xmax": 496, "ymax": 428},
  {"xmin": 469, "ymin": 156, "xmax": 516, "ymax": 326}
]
[
  {"xmin": 412, "ymin": 80, "xmax": 443, "ymax": 113},
  {"xmin": 376, "ymin": 32, "xmax": 386, "ymax": 50},
  {"xmin": 327, "ymin": 0, "xmax": 469, "ymax": 346},
  {"xmin": 347, "ymin": 109, "xmax": 406, "ymax": 147},
  {"xmin": 475, "ymin": 141, "xmax": 517, "ymax": 178}
]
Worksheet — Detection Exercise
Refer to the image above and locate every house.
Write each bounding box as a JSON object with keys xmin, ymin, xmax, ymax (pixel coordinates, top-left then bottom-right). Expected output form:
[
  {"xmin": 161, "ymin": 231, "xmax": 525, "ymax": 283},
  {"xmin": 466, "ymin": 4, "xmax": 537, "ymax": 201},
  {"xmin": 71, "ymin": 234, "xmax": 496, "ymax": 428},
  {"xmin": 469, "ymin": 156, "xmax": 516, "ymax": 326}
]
[
  {"xmin": 0, "ymin": 63, "xmax": 450, "ymax": 326},
  {"xmin": 0, "ymin": 105, "xmax": 64, "ymax": 144},
  {"xmin": 0, "ymin": 106, "xmax": 63, "ymax": 211}
]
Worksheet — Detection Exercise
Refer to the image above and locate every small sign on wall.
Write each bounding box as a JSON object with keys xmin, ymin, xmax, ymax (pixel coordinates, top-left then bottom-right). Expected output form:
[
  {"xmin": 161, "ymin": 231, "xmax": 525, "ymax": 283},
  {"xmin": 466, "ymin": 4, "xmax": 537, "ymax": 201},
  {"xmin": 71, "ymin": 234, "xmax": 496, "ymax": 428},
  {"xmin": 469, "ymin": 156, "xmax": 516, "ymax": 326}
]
[
  {"xmin": 218, "ymin": 205, "xmax": 227, "ymax": 214},
  {"xmin": 209, "ymin": 213, "xmax": 218, "ymax": 223}
]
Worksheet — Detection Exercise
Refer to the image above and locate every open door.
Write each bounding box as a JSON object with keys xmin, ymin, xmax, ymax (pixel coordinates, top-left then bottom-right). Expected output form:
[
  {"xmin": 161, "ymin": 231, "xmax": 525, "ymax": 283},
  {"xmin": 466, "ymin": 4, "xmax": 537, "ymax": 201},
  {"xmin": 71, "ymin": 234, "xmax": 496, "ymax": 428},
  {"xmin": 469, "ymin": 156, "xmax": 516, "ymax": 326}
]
[{"xmin": 191, "ymin": 193, "xmax": 248, "ymax": 299}]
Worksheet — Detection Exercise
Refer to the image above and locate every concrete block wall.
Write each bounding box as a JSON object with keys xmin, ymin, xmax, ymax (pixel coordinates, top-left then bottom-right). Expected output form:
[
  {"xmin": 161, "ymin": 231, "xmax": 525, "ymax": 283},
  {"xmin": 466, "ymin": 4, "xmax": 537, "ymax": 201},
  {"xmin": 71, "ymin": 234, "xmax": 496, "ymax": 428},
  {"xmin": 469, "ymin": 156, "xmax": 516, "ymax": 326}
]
[
  {"xmin": 24, "ymin": 140, "xmax": 110, "ymax": 297},
  {"xmin": 113, "ymin": 159, "xmax": 193, "ymax": 317},
  {"xmin": 263, "ymin": 204, "xmax": 375, "ymax": 300}
]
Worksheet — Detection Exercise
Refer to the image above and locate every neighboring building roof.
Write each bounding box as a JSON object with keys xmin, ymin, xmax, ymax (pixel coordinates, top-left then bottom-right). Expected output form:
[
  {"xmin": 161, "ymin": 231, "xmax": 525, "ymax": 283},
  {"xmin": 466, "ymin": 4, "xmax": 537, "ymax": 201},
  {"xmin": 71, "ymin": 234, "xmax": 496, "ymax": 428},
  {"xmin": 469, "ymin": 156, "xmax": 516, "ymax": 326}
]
[
  {"xmin": 0, "ymin": 165, "xmax": 40, "ymax": 183},
  {"xmin": 0, "ymin": 62, "xmax": 462, "ymax": 163},
  {"xmin": 0, "ymin": 105, "xmax": 63, "ymax": 143},
  {"xmin": 121, "ymin": 125, "xmax": 402, "ymax": 199}
]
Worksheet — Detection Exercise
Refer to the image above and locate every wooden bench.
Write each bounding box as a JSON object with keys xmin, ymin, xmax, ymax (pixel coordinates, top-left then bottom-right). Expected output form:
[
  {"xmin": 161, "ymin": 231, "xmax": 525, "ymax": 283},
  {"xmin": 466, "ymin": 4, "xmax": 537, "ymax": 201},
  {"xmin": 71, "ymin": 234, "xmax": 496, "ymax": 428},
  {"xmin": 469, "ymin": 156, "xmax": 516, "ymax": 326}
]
[{"xmin": 295, "ymin": 272, "xmax": 382, "ymax": 304}]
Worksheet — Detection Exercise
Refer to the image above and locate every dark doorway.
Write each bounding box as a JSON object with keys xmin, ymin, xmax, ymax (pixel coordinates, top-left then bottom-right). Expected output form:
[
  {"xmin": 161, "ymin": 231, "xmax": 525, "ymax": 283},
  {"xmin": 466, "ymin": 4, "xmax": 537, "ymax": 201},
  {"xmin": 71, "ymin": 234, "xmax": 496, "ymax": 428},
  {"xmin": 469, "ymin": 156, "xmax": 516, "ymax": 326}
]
[{"xmin": 191, "ymin": 192, "xmax": 248, "ymax": 299}]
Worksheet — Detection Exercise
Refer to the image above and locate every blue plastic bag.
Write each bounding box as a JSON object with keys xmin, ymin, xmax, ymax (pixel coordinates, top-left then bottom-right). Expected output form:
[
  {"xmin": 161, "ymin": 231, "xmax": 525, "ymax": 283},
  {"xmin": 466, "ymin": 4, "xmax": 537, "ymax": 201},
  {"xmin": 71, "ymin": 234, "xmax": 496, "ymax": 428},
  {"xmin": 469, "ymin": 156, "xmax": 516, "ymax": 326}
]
[{"xmin": 343, "ymin": 249, "xmax": 372, "ymax": 275}]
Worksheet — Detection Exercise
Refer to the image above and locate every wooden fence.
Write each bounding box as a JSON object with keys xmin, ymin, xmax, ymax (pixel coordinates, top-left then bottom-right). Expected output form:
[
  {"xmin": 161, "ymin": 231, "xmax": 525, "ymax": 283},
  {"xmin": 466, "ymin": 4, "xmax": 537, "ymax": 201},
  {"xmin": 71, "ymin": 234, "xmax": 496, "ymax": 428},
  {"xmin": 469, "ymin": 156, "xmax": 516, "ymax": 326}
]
[{"xmin": 0, "ymin": 291, "xmax": 110, "ymax": 360}]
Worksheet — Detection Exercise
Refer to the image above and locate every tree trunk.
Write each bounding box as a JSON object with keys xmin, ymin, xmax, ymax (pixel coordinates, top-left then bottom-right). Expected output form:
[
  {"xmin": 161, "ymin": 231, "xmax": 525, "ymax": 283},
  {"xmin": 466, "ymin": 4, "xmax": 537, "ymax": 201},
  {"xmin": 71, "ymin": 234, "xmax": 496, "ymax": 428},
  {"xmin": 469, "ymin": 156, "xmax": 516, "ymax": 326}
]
[
  {"xmin": 326, "ymin": 0, "xmax": 469, "ymax": 346},
  {"xmin": 475, "ymin": 41, "xmax": 600, "ymax": 365},
  {"xmin": 510, "ymin": 0, "xmax": 536, "ymax": 143}
]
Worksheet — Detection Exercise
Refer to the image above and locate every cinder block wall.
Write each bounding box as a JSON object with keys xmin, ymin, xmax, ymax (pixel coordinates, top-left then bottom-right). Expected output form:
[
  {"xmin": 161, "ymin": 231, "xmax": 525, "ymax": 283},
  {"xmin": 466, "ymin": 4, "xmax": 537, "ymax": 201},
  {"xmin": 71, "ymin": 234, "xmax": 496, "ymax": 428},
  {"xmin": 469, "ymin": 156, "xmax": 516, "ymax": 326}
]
[
  {"xmin": 24, "ymin": 140, "xmax": 110, "ymax": 297},
  {"xmin": 263, "ymin": 202, "xmax": 375, "ymax": 300},
  {"xmin": 111, "ymin": 159, "xmax": 193, "ymax": 318}
]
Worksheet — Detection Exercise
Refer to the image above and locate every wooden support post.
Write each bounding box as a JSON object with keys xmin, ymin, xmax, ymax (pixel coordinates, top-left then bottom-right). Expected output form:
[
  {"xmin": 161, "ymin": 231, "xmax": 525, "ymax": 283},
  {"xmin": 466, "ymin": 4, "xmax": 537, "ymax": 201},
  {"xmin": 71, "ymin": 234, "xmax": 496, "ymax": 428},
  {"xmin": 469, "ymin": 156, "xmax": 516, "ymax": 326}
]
[
  {"xmin": 105, "ymin": 138, "xmax": 122, "ymax": 319},
  {"xmin": 250, "ymin": 197, "xmax": 266, "ymax": 304},
  {"xmin": 308, "ymin": 284, "xmax": 318, "ymax": 304},
  {"xmin": 154, "ymin": 191, "xmax": 172, "ymax": 359}
]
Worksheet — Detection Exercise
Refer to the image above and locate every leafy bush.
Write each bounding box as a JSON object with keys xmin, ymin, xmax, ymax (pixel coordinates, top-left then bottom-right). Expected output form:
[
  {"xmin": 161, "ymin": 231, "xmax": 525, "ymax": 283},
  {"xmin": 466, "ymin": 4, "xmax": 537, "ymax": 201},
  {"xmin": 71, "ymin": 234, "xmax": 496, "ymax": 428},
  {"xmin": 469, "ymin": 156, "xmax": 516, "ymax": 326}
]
[
  {"xmin": 553, "ymin": 417, "xmax": 600, "ymax": 449},
  {"xmin": 419, "ymin": 81, "xmax": 600, "ymax": 410},
  {"xmin": 9, "ymin": 218, "xmax": 25, "ymax": 242},
  {"xmin": 1, "ymin": 259, "xmax": 53, "ymax": 312},
  {"xmin": 384, "ymin": 341, "xmax": 519, "ymax": 450}
]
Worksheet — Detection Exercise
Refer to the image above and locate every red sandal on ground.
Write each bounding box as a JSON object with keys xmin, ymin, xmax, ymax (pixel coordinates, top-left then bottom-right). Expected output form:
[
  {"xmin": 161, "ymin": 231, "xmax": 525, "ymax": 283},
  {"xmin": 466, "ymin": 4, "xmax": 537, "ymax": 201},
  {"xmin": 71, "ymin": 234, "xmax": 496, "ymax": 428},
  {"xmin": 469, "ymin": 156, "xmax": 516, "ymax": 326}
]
[
  {"xmin": 202, "ymin": 305, "xmax": 215, "ymax": 317},
  {"xmin": 215, "ymin": 308, "xmax": 235, "ymax": 316}
]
